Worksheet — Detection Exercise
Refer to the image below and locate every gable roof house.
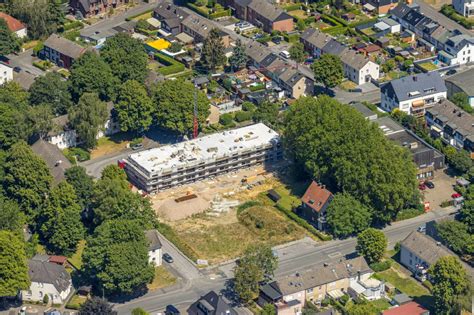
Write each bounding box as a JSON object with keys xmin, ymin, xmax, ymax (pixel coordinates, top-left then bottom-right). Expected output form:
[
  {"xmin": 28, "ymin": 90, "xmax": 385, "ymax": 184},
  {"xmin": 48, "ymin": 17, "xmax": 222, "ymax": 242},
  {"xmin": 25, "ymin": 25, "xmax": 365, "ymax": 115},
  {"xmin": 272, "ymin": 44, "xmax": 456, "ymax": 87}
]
[
  {"xmin": 153, "ymin": 2, "xmax": 189, "ymax": 36},
  {"xmin": 0, "ymin": 12, "xmax": 27, "ymax": 38},
  {"xmin": 41, "ymin": 34, "xmax": 86, "ymax": 69},
  {"xmin": 364, "ymin": 0, "xmax": 399, "ymax": 14},
  {"xmin": 181, "ymin": 14, "xmax": 231, "ymax": 47},
  {"xmin": 300, "ymin": 28, "xmax": 332, "ymax": 58},
  {"xmin": 188, "ymin": 291, "xmax": 237, "ymax": 315},
  {"xmin": 340, "ymin": 49, "xmax": 380, "ymax": 85},
  {"xmin": 299, "ymin": 181, "xmax": 333, "ymax": 230},
  {"xmin": 275, "ymin": 67, "xmax": 314, "ymax": 99},
  {"xmin": 258, "ymin": 256, "xmax": 378, "ymax": 315},
  {"xmin": 245, "ymin": 0, "xmax": 294, "ymax": 33},
  {"xmin": 31, "ymin": 139, "xmax": 72, "ymax": 184},
  {"xmin": 245, "ymin": 42, "xmax": 273, "ymax": 67},
  {"xmin": 145, "ymin": 229, "xmax": 163, "ymax": 266},
  {"xmin": 438, "ymin": 34, "xmax": 474, "ymax": 66},
  {"xmin": 0, "ymin": 62, "xmax": 13, "ymax": 85},
  {"xmin": 70, "ymin": 0, "xmax": 130, "ymax": 18},
  {"xmin": 453, "ymin": 0, "xmax": 474, "ymax": 17},
  {"xmin": 445, "ymin": 68, "xmax": 474, "ymax": 108},
  {"xmin": 21, "ymin": 257, "xmax": 73, "ymax": 305},
  {"xmin": 380, "ymin": 72, "xmax": 447, "ymax": 116}
]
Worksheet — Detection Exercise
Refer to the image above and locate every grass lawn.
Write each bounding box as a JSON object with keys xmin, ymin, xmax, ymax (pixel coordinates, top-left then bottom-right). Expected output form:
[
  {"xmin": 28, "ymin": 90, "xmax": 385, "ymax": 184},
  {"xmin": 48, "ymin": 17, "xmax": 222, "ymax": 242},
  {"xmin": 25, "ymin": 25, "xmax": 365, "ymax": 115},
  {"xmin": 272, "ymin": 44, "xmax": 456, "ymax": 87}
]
[
  {"xmin": 418, "ymin": 62, "xmax": 438, "ymax": 71},
  {"xmin": 66, "ymin": 294, "xmax": 87, "ymax": 310},
  {"xmin": 370, "ymin": 298, "xmax": 392, "ymax": 312},
  {"xmin": 147, "ymin": 266, "xmax": 177, "ymax": 291},
  {"xmin": 289, "ymin": 10, "xmax": 308, "ymax": 19},
  {"xmin": 132, "ymin": 11, "xmax": 153, "ymax": 21},
  {"xmin": 339, "ymin": 80, "xmax": 357, "ymax": 91},
  {"xmin": 374, "ymin": 267, "xmax": 429, "ymax": 297},
  {"xmin": 90, "ymin": 133, "xmax": 135, "ymax": 159},
  {"xmin": 68, "ymin": 240, "xmax": 86, "ymax": 270},
  {"xmin": 22, "ymin": 40, "xmax": 40, "ymax": 50}
]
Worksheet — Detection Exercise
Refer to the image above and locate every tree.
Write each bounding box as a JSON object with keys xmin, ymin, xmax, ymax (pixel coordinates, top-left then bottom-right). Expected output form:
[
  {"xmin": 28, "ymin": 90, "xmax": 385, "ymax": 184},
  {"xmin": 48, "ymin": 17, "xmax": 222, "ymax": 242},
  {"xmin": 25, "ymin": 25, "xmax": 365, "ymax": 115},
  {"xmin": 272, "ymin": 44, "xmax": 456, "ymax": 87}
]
[
  {"xmin": 26, "ymin": 104, "xmax": 54, "ymax": 139},
  {"xmin": 460, "ymin": 186, "xmax": 474, "ymax": 233},
  {"xmin": 445, "ymin": 149, "xmax": 472, "ymax": 173},
  {"xmin": 39, "ymin": 182, "xmax": 84, "ymax": 255},
  {"xmin": 100, "ymin": 164, "xmax": 127, "ymax": 181},
  {"xmin": 289, "ymin": 42, "xmax": 305, "ymax": 63},
  {"xmin": 65, "ymin": 166, "xmax": 94, "ymax": 210},
  {"xmin": 0, "ymin": 103, "xmax": 29, "ymax": 149},
  {"xmin": 0, "ymin": 18, "xmax": 20, "ymax": 56},
  {"xmin": 116, "ymin": 80, "xmax": 154, "ymax": 133},
  {"xmin": 450, "ymin": 92, "xmax": 471, "ymax": 113},
  {"xmin": 69, "ymin": 52, "xmax": 118, "ymax": 102},
  {"xmin": 234, "ymin": 261, "xmax": 262, "ymax": 303},
  {"xmin": 79, "ymin": 297, "xmax": 116, "ymax": 315},
  {"xmin": 100, "ymin": 33, "xmax": 148, "ymax": 83},
  {"xmin": 346, "ymin": 302, "xmax": 377, "ymax": 315},
  {"xmin": 29, "ymin": 72, "xmax": 72, "ymax": 115},
  {"xmin": 153, "ymin": 80, "xmax": 210, "ymax": 135},
  {"xmin": 82, "ymin": 219, "xmax": 155, "ymax": 296},
  {"xmin": 356, "ymin": 228, "xmax": 387, "ymax": 264},
  {"xmin": 253, "ymin": 101, "xmax": 279, "ymax": 127},
  {"xmin": 168, "ymin": 42, "xmax": 182, "ymax": 53},
  {"xmin": 429, "ymin": 256, "xmax": 470, "ymax": 314},
  {"xmin": 296, "ymin": 18, "xmax": 306, "ymax": 31},
  {"xmin": 311, "ymin": 54, "xmax": 344, "ymax": 90},
  {"xmin": 0, "ymin": 197, "xmax": 25, "ymax": 235},
  {"xmin": 131, "ymin": 308, "xmax": 149, "ymax": 315},
  {"xmin": 261, "ymin": 303, "xmax": 276, "ymax": 315},
  {"xmin": 229, "ymin": 39, "xmax": 247, "ymax": 71},
  {"xmin": 3, "ymin": 141, "xmax": 52, "ymax": 217},
  {"xmin": 0, "ymin": 81, "xmax": 29, "ymax": 109},
  {"xmin": 0, "ymin": 230, "xmax": 30, "ymax": 296},
  {"xmin": 436, "ymin": 220, "xmax": 473, "ymax": 256},
  {"xmin": 326, "ymin": 193, "xmax": 372, "ymax": 238},
  {"xmin": 241, "ymin": 244, "xmax": 277, "ymax": 281},
  {"xmin": 69, "ymin": 93, "xmax": 109, "ymax": 149},
  {"xmin": 283, "ymin": 97, "xmax": 418, "ymax": 222},
  {"xmin": 200, "ymin": 28, "xmax": 226, "ymax": 72}
]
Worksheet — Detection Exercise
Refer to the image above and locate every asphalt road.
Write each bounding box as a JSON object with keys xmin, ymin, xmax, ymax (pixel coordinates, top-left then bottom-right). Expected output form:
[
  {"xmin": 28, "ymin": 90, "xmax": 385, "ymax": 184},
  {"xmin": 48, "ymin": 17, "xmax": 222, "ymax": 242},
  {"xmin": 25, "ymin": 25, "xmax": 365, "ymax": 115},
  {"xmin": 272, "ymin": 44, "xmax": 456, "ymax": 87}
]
[
  {"xmin": 6, "ymin": 49, "xmax": 44, "ymax": 77},
  {"xmin": 114, "ymin": 207, "xmax": 454, "ymax": 314}
]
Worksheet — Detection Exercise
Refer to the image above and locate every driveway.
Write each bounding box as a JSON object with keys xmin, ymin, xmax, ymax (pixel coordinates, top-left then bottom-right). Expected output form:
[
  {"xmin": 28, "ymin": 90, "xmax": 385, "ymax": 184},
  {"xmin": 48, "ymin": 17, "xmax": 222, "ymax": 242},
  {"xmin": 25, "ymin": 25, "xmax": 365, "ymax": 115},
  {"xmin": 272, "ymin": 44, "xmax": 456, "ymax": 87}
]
[
  {"xmin": 6, "ymin": 49, "xmax": 44, "ymax": 77},
  {"xmin": 422, "ymin": 170, "xmax": 457, "ymax": 208}
]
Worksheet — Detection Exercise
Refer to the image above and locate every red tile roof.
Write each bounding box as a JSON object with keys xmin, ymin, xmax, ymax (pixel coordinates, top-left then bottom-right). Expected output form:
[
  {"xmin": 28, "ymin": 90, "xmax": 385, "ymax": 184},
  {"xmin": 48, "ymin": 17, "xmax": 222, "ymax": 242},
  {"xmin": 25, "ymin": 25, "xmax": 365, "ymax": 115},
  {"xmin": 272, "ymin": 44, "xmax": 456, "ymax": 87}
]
[
  {"xmin": 383, "ymin": 302, "xmax": 429, "ymax": 315},
  {"xmin": 301, "ymin": 181, "xmax": 333, "ymax": 213},
  {"xmin": 0, "ymin": 12, "xmax": 25, "ymax": 32},
  {"xmin": 49, "ymin": 255, "xmax": 68, "ymax": 265}
]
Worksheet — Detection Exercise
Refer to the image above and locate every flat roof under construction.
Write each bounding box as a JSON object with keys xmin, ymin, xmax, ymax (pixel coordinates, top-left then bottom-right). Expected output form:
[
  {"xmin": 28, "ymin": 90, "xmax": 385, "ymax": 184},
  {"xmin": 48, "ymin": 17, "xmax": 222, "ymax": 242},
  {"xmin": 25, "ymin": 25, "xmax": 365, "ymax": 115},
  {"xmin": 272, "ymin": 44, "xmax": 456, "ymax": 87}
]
[{"xmin": 127, "ymin": 123, "xmax": 279, "ymax": 175}]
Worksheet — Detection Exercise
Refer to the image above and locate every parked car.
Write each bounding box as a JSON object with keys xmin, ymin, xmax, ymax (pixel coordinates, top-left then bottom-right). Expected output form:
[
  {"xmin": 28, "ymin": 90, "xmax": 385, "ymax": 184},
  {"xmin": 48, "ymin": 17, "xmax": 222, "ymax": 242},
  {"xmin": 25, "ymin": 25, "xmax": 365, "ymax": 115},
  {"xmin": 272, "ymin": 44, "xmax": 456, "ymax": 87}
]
[
  {"xmin": 446, "ymin": 69, "xmax": 457, "ymax": 76},
  {"xmin": 131, "ymin": 143, "xmax": 143, "ymax": 150},
  {"xmin": 163, "ymin": 253, "xmax": 174, "ymax": 263},
  {"xmin": 425, "ymin": 181, "xmax": 435, "ymax": 189},
  {"xmin": 419, "ymin": 183, "xmax": 427, "ymax": 190},
  {"xmin": 13, "ymin": 66, "xmax": 21, "ymax": 73},
  {"xmin": 417, "ymin": 225, "xmax": 426, "ymax": 233},
  {"xmin": 165, "ymin": 305, "xmax": 180, "ymax": 315},
  {"xmin": 452, "ymin": 192, "xmax": 462, "ymax": 199}
]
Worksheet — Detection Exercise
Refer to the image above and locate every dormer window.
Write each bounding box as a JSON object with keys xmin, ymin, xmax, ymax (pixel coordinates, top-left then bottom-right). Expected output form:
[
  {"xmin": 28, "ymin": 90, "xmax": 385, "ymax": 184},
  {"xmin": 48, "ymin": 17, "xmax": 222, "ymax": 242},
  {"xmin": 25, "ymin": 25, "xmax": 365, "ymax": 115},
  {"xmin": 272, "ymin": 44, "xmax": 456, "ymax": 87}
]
[{"xmin": 408, "ymin": 91, "xmax": 420, "ymax": 97}]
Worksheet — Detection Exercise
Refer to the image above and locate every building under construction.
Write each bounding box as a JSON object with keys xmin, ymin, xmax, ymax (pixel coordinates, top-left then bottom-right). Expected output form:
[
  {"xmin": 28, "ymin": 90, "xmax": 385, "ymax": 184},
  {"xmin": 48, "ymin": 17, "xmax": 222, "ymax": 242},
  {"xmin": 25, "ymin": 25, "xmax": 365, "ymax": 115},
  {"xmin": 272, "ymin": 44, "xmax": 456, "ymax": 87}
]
[{"xmin": 124, "ymin": 123, "xmax": 282, "ymax": 193}]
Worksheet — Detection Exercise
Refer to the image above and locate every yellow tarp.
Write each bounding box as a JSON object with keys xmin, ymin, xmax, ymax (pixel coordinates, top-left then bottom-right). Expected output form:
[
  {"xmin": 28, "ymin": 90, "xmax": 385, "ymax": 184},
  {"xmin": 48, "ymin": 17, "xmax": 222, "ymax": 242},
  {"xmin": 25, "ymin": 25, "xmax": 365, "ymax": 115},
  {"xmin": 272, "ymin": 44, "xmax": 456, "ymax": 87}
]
[{"xmin": 146, "ymin": 38, "xmax": 171, "ymax": 51}]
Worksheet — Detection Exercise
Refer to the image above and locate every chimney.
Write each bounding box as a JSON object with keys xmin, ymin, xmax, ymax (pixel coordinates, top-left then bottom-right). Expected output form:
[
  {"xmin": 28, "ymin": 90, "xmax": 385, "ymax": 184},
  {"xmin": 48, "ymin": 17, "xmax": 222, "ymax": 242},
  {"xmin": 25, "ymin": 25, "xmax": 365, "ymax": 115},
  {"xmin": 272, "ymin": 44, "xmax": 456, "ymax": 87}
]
[{"xmin": 406, "ymin": 0, "xmax": 413, "ymax": 5}]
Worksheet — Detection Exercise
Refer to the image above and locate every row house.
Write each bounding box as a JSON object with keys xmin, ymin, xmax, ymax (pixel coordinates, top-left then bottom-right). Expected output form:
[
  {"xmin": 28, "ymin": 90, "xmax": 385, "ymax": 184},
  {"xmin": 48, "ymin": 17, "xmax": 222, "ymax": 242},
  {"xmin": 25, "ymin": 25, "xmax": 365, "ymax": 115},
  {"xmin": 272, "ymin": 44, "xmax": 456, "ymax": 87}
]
[
  {"xmin": 40, "ymin": 34, "xmax": 86, "ymax": 69},
  {"xmin": 70, "ymin": 0, "xmax": 130, "ymax": 18},
  {"xmin": 181, "ymin": 14, "xmax": 231, "ymax": 47},
  {"xmin": 364, "ymin": 0, "xmax": 399, "ymax": 14},
  {"xmin": 438, "ymin": 34, "xmax": 474, "ymax": 66},
  {"xmin": 0, "ymin": 12, "xmax": 27, "ymax": 38},
  {"xmin": 380, "ymin": 72, "xmax": 447, "ymax": 117},
  {"xmin": 258, "ymin": 256, "xmax": 383, "ymax": 315},
  {"xmin": 425, "ymin": 99, "xmax": 474, "ymax": 152},
  {"xmin": 153, "ymin": 2, "xmax": 189, "ymax": 36},
  {"xmin": 218, "ymin": 0, "xmax": 294, "ymax": 33}
]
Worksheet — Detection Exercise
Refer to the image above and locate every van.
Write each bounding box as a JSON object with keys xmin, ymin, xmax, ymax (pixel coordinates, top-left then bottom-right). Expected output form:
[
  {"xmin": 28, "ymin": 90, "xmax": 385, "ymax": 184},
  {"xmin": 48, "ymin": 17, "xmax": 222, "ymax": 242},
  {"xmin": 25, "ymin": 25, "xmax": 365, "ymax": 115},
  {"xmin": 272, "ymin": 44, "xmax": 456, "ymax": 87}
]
[{"xmin": 279, "ymin": 50, "xmax": 290, "ymax": 59}]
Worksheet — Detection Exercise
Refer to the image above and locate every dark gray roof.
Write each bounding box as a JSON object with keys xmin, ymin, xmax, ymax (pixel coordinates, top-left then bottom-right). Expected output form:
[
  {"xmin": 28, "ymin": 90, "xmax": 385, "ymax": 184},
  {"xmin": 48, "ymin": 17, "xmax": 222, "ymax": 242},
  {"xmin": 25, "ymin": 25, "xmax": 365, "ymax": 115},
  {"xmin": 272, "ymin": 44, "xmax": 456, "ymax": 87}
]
[
  {"xmin": 187, "ymin": 291, "xmax": 237, "ymax": 315},
  {"xmin": 446, "ymin": 68, "xmax": 474, "ymax": 95},
  {"xmin": 401, "ymin": 231, "xmax": 452, "ymax": 265},
  {"xmin": 245, "ymin": 42, "xmax": 272, "ymax": 64},
  {"xmin": 44, "ymin": 34, "xmax": 85, "ymax": 59},
  {"xmin": 181, "ymin": 14, "xmax": 227, "ymax": 38},
  {"xmin": 28, "ymin": 259, "xmax": 71, "ymax": 293},
  {"xmin": 390, "ymin": 3, "xmax": 414, "ymax": 20},
  {"xmin": 260, "ymin": 282, "xmax": 283, "ymax": 300},
  {"xmin": 426, "ymin": 100, "xmax": 474, "ymax": 138},
  {"xmin": 340, "ymin": 49, "xmax": 371, "ymax": 70},
  {"xmin": 31, "ymin": 139, "xmax": 72, "ymax": 184},
  {"xmin": 351, "ymin": 102, "xmax": 377, "ymax": 120},
  {"xmin": 145, "ymin": 230, "xmax": 162, "ymax": 251},
  {"xmin": 300, "ymin": 28, "xmax": 332, "ymax": 50},
  {"xmin": 381, "ymin": 72, "xmax": 446, "ymax": 103},
  {"xmin": 393, "ymin": 293, "xmax": 413, "ymax": 305},
  {"xmin": 322, "ymin": 39, "xmax": 347, "ymax": 56},
  {"xmin": 247, "ymin": 0, "xmax": 291, "ymax": 22}
]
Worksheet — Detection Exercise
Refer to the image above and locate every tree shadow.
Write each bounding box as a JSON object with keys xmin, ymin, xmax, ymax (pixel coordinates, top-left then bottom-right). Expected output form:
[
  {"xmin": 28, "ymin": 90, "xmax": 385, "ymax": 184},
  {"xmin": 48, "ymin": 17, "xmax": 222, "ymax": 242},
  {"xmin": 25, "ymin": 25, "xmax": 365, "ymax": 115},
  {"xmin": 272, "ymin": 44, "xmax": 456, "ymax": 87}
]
[
  {"xmin": 0, "ymin": 297, "xmax": 21, "ymax": 311},
  {"xmin": 413, "ymin": 295, "xmax": 434, "ymax": 312},
  {"xmin": 102, "ymin": 285, "xmax": 149, "ymax": 304},
  {"xmin": 220, "ymin": 279, "xmax": 241, "ymax": 307},
  {"xmin": 314, "ymin": 85, "xmax": 335, "ymax": 97}
]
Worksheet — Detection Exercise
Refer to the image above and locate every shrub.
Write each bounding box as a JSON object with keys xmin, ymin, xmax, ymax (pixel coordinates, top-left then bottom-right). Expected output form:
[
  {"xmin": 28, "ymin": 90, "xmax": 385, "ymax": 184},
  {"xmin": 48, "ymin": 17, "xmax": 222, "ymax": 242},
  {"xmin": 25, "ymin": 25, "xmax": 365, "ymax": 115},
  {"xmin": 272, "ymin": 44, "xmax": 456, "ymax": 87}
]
[
  {"xmin": 242, "ymin": 102, "xmax": 256, "ymax": 112},
  {"xmin": 63, "ymin": 147, "xmax": 90, "ymax": 163},
  {"xmin": 43, "ymin": 294, "xmax": 49, "ymax": 304},
  {"xmin": 234, "ymin": 111, "xmax": 253, "ymax": 122},
  {"xmin": 370, "ymin": 260, "xmax": 392, "ymax": 272},
  {"xmin": 154, "ymin": 52, "xmax": 185, "ymax": 75},
  {"xmin": 395, "ymin": 208, "xmax": 424, "ymax": 221},
  {"xmin": 209, "ymin": 9, "xmax": 231, "ymax": 19},
  {"xmin": 61, "ymin": 20, "xmax": 84, "ymax": 32},
  {"xmin": 219, "ymin": 113, "xmax": 234, "ymax": 126},
  {"xmin": 33, "ymin": 41, "xmax": 44, "ymax": 56},
  {"xmin": 237, "ymin": 201, "xmax": 261, "ymax": 214},
  {"xmin": 33, "ymin": 60, "xmax": 52, "ymax": 71}
]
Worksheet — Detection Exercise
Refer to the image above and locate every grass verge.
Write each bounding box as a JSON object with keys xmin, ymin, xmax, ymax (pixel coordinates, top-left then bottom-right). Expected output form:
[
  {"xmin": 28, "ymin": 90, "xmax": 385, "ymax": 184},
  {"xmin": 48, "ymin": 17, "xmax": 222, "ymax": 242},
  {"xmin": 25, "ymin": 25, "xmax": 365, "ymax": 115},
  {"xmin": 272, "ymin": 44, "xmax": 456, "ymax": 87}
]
[{"xmin": 147, "ymin": 266, "xmax": 177, "ymax": 291}]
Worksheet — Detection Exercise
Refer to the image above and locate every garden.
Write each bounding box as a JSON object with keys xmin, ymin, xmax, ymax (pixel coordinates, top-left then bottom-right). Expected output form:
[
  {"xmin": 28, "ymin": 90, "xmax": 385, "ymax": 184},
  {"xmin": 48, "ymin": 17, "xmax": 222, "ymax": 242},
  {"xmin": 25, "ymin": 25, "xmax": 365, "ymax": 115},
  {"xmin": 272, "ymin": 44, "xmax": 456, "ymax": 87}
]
[{"xmin": 186, "ymin": 0, "xmax": 231, "ymax": 19}]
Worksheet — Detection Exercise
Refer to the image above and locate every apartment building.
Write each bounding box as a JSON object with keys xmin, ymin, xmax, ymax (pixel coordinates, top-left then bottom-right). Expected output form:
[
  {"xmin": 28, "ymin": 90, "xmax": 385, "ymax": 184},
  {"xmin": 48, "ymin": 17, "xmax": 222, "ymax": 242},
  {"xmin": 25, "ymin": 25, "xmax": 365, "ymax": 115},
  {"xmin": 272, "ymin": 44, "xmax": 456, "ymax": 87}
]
[
  {"xmin": 425, "ymin": 99, "xmax": 474, "ymax": 152},
  {"xmin": 70, "ymin": 0, "xmax": 130, "ymax": 18},
  {"xmin": 124, "ymin": 123, "xmax": 282, "ymax": 193},
  {"xmin": 380, "ymin": 72, "xmax": 447, "ymax": 116},
  {"xmin": 453, "ymin": 0, "xmax": 474, "ymax": 17}
]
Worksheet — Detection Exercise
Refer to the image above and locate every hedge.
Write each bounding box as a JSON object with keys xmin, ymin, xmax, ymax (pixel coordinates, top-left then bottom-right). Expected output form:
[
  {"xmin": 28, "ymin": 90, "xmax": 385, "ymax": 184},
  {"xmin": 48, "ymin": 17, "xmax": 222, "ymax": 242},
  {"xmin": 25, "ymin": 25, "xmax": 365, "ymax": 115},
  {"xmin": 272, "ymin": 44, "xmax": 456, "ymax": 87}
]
[
  {"xmin": 275, "ymin": 203, "xmax": 332, "ymax": 241},
  {"xmin": 370, "ymin": 260, "xmax": 392, "ymax": 272},
  {"xmin": 440, "ymin": 5, "xmax": 473, "ymax": 29},
  {"xmin": 234, "ymin": 111, "xmax": 253, "ymax": 122},
  {"xmin": 186, "ymin": 2, "xmax": 210, "ymax": 18},
  {"xmin": 349, "ymin": 17, "xmax": 378, "ymax": 28},
  {"xmin": 320, "ymin": 14, "xmax": 344, "ymax": 27},
  {"xmin": 209, "ymin": 9, "xmax": 231, "ymax": 19},
  {"xmin": 283, "ymin": 3, "xmax": 302, "ymax": 11},
  {"xmin": 154, "ymin": 52, "xmax": 185, "ymax": 76},
  {"xmin": 125, "ymin": 8, "xmax": 154, "ymax": 21},
  {"xmin": 33, "ymin": 60, "xmax": 52, "ymax": 71},
  {"xmin": 157, "ymin": 223, "xmax": 199, "ymax": 262},
  {"xmin": 61, "ymin": 20, "xmax": 84, "ymax": 32},
  {"xmin": 323, "ymin": 26, "xmax": 348, "ymax": 36},
  {"xmin": 283, "ymin": 33, "xmax": 300, "ymax": 43},
  {"xmin": 63, "ymin": 147, "xmax": 90, "ymax": 163}
]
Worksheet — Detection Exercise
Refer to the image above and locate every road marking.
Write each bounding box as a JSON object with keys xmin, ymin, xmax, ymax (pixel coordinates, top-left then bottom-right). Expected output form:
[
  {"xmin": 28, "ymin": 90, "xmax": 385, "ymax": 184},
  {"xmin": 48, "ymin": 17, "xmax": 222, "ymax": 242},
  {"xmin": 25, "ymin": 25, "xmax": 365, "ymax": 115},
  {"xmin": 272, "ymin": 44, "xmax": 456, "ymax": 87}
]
[{"xmin": 328, "ymin": 251, "xmax": 342, "ymax": 258}]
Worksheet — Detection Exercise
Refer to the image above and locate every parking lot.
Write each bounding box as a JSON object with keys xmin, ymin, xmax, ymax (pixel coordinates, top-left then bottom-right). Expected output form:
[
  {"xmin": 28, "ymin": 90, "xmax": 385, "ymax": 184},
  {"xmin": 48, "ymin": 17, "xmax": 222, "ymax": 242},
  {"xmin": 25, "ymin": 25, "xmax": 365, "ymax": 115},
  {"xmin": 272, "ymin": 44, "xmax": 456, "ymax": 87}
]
[{"xmin": 421, "ymin": 170, "xmax": 457, "ymax": 209}]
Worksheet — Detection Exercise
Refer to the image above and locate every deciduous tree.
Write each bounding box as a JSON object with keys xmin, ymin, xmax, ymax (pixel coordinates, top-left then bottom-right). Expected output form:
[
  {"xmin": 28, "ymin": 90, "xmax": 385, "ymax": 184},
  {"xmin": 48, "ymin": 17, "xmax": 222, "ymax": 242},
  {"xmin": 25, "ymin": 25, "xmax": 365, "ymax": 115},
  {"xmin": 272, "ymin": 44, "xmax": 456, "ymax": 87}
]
[
  {"xmin": 253, "ymin": 101, "xmax": 279, "ymax": 128},
  {"xmin": 68, "ymin": 93, "xmax": 109, "ymax": 149},
  {"xmin": 356, "ymin": 228, "xmax": 387, "ymax": 264},
  {"xmin": 0, "ymin": 230, "xmax": 30, "ymax": 297},
  {"xmin": 311, "ymin": 54, "xmax": 344, "ymax": 90},
  {"xmin": 100, "ymin": 33, "xmax": 148, "ymax": 83},
  {"xmin": 200, "ymin": 28, "xmax": 226, "ymax": 72},
  {"xmin": 29, "ymin": 72, "xmax": 72, "ymax": 115},
  {"xmin": 65, "ymin": 166, "xmax": 94, "ymax": 210},
  {"xmin": 26, "ymin": 104, "xmax": 54, "ymax": 139},
  {"xmin": 326, "ymin": 193, "xmax": 372, "ymax": 238},
  {"xmin": 0, "ymin": 103, "xmax": 29, "ymax": 149},
  {"xmin": 0, "ymin": 81, "xmax": 29, "ymax": 110},
  {"xmin": 436, "ymin": 220, "xmax": 473, "ymax": 257},
  {"xmin": 289, "ymin": 42, "xmax": 305, "ymax": 63},
  {"xmin": 116, "ymin": 80, "xmax": 153, "ymax": 133},
  {"xmin": 153, "ymin": 79, "xmax": 210, "ymax": 135},
  {"xmin": 79, "ymin": 297, "xmax": 116, "ymax": 315},
  {"xmin": 0, "ymin": 18, "xmax": 20, "ymax": 56},
  {"xmin": 0, "ymin": 197, "xmax": 24, "ymax": 236}
]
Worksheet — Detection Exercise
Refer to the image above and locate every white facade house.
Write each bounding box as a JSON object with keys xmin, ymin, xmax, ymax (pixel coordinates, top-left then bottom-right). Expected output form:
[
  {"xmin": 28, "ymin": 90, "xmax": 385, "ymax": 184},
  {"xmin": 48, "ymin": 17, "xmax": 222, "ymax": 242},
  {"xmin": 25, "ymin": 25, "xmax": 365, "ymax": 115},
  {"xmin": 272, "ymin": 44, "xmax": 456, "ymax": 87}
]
[
  {"xmin": 380, "ymin": 72, "xmax": 447, "ymax": 116},
  {"xmin": 21, "ymin": 258, "xmax": 72, "ymax": 305},
  {"xmin": 341, "ymin": 50, "xmax": 380, "ymax": 85},
  {"xmin": 145, "ymin": 230, "xmax": 162, "ymax": 266},
  {"xmin": 453, "ymin": 0, "xmax": 474, "ymax": 17},
  {"xmin": 0, "ymin": 12, "xmax": 27, "ymax": 38},
  {"xmin": 438, "ymin": 35, "xmax": 474, "ymax": 66},
  {"xmin": 348, "ymin": 276, "xmax": 385, "ymax": 301},
  {"xmin": 0, "ymin": 63, "xmax": 13, "ymax": 85},
  {"xmin": 374, "ymin": 17, "xmax": 401, "ymax": 33}
]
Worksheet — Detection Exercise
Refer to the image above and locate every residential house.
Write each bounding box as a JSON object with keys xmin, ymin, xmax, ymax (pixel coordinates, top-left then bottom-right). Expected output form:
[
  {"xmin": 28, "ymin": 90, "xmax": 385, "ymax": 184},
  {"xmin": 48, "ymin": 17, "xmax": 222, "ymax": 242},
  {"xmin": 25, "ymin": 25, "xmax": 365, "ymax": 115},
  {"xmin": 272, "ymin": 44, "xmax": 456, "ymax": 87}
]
[
  {"xmin": 21, "ymin": 256, "xmax": 73, "ymax": 305},
  {"xmin": 41, "ymin": 34, "xmax": 86, "ymax": 69},
  {"xmin": 374, "ymin": 116, "xmax": 445, "ymax": 180},
  {"xmin": 217, "ymin": 0, "xmax": 252, "ymax": 20},
  {"xmin": 245, "ymin": 42, "xmax": 273, "ymax": 68},
  {"xmin": 153, "ymin": 2, "xmax": 189, "ymax": 36},
  {"xmin": 380, "ymin": 72, "xmax": 447, "ymax": 116},
  {"xmin": 374, "ymin": 17, "xmax": 401, "ymax": 33},
  {"xmin": 445, "ymin": 68, "xmax": 474, "ymax": 107},
  {"xmin": 438, "ymin": 34, "xmax": 474, "ymax": 66},
  {"xmin": 0, "ymin": 62, "xmax": 13, "ymax": 85},
  {"xmin": 425, "ymin": 99, "xmax": 474, "ymax": 152},
  {"xmin": 31, "ymin": 139, "xmax": 72, "ymax": 184},
  {"xmin": 0, "ymin": 12, "xmax": 27, "ymax": 38},
  {"xmin": 258, "ymin": 256, "xmax": 381, "ymax": 314},
  {"xmin": 399, "ymin": 231, "xmax": 453, "ymax": 281},
  {"xmin": 364, "ymin": 0, "xmax": 399, "ymax": 14},
  {"xmin": 246, "ymin": 0, "xmax": 294, "ymax": 33},
  {"xmin": 181, "ymin": 15, "xmax": 231, "ymax": 48},
  {"xmin": 145, "ymin": 229, "xmax": 162, "ymax": 266},
  {"xmin": 70, "ymin": 0, "xmax": 130, "ymax": 18},
  {"xmin": 383, "ymin": 301, "xmax": 430, "ymax": 315},
  {"xmin": 453, "ymin": 0, "xmax": 474, "ymax": 17},
  {"xmin": 187, "ymin": 291, "xmax": 237, "ymax": 315},
  {"xmin": 277, "ymin": 68, "xmax": 314, "ymax": 99},
  {"xmin": 340, "ymin": 49, "xmax": 380, "ymax": 85},
  {"xmin": 299, "ymin": 181, "xmax": 333, "ymax": 230},
  {"xmin": 300, "ymin": 28, "xmax": 332, "ymax": 58}
]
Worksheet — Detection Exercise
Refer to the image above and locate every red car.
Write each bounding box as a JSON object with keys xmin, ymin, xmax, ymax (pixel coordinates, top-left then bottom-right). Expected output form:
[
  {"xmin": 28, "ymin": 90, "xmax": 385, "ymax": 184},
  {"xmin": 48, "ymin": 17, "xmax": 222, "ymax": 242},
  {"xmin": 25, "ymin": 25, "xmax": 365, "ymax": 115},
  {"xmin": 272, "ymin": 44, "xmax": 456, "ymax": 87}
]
[
  {"xmin": 419, "ymin": 183, "xmax": 427, "ymax": 190},
  {"xmin": 451, "ymin": 193, "xmax": 462, "ymax": 199}
]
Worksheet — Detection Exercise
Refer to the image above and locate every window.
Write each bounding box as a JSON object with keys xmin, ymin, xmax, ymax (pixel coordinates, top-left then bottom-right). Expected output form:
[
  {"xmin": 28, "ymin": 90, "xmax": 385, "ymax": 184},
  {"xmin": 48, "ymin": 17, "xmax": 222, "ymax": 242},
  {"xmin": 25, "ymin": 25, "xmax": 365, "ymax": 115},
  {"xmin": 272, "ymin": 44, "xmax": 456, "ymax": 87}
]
[{"xmin": 307, "ymin": 288, "xmax": 313, "ymax": 294}]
